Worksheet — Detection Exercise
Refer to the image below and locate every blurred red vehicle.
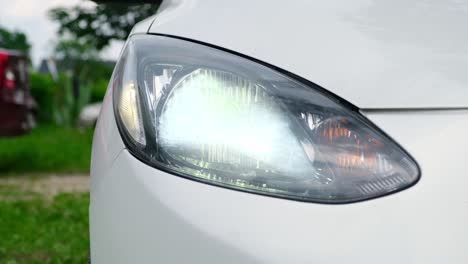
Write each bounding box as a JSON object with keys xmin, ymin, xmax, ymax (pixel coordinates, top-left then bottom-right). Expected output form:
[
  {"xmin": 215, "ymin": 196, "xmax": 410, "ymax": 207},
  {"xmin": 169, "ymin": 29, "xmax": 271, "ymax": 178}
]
[{"xmin": 0, "ymin": 49, "xmax": 36, "ymax": 136}]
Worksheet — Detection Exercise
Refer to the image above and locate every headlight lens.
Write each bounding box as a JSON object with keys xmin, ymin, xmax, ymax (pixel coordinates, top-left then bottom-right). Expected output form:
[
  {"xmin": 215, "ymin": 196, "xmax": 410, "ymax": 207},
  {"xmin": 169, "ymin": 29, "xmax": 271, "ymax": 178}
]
[{"xmin": 113, "ymin": 35, "xmax": 419, "ymax": 203}]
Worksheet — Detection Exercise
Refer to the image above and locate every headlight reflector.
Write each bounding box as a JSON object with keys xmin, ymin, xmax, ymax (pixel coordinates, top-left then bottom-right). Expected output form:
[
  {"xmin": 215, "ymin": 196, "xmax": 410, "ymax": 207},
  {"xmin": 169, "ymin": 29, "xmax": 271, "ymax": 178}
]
[{"xmin": 113, "ymin": 35, "xmax": 419, "ymax": 203}]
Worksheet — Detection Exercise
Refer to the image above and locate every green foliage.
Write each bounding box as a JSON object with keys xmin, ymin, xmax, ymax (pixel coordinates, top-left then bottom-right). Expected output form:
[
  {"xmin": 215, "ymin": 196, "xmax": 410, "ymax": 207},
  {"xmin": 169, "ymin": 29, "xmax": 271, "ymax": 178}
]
[
  {"xmin": 47, "ymin": 42, "xmax": 113, "ymax": 83},
  {"xmin": 30, "ymin": 72, "xmax": 98, "ymax": 126},
  {"xmin": 49, "ymin": 38, "xmax": 113, "ymax": 109},
  {"xmin": 0, "ymin": 26, "xmax": 31, "ymax": 56},
  {"xmin": 89, "ymin": 79, "xmax": 108, "ymax": 103},
  {"xmin": 29, "ymin": 73, "xmax": 56, "ymax": 123},
  {"xmin": 53, "ymin": 38, "xmax": 100, "ymax": 81},
  {"xmin": 49, "ymin": 2, "xmax": 161, "ymax": 50},
  {"xmin": 52, "ymin": 74, "xmax": 76, "ymax": 126},
  {"xmin": 80, "ymin": 60, "xmax": 113, "ymax": 84},
  {"xmin": 55, "ymin": 38, "xmax": 98, "ymax": 61},
  {"xmin": 0, "ymin": 125, "xmax": 93, "ymax": 175},
  {"xmin": 0, "ymin": 192, "xmax": 89, "ymax": 264}
]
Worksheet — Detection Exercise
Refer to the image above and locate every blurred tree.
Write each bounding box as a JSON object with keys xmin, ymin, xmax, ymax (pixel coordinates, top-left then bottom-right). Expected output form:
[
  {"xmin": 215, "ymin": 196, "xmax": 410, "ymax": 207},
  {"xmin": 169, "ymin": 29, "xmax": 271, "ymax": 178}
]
[
  {"xmin": 53, "ymin": 38, "xmax": 113, "ymax": 122},
  {"xmin": 48, "ymin": 1, "xmax": 159, "ymax": 124},
  {"xmin": 48, "ymin": 1, "xmax": 161, "ymax": 51},
  {"xmin": 55, "ymin": 38, "xmax": 98, "ymax": 61},
  {"xmin": 0, "ymin": 26, "xmax": 31, "ymax": 55},
  {"xmin": 54, "ymin": 38, "xmax": 97, "ymax": 102},
  {"xmin": 54, "ymin": 38, "xmax": 113, "ymax": 83}
]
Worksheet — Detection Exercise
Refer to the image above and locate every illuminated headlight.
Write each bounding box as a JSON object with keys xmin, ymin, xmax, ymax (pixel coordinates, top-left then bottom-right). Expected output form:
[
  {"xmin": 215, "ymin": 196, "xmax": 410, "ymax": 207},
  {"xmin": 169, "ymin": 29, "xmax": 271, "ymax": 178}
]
[{"xmin": 113, "ymin": 35, "xmax": 420, "ymax": 203}]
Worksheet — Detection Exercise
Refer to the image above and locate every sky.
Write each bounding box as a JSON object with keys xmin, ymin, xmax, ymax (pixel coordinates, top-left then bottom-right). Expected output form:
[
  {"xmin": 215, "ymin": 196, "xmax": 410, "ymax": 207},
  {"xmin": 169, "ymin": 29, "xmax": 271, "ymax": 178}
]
[{"xmin": 0, "ymin": 0, "xmax": 124, "ymax": 67}]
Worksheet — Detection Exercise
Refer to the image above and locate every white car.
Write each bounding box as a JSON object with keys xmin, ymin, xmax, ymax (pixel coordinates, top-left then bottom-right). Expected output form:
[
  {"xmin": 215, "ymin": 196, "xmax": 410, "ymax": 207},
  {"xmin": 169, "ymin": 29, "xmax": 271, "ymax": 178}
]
[{"xmin": 90, "ymin": 1, "xmax": 468, "ymax": 263}]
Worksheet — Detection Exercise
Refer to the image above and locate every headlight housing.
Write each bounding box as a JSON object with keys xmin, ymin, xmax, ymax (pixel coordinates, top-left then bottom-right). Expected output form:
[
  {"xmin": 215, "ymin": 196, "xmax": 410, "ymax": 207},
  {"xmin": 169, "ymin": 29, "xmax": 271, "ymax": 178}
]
[{"xmin": 113, "ymin": 35, "xmax": 420, "ymax": 203}]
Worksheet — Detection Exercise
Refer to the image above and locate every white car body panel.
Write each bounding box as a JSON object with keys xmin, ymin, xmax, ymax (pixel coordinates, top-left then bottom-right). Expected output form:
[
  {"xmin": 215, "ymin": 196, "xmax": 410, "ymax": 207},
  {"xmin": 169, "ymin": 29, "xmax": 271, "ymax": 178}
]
[
  {"xmin": 91, "ymin": 95, "xmax": 468, "ymax": 263},
  {"xmin": 90, "ymin": 1, "xmax": 468, "ymax": 263},
  {"xmin": 90, "ymin": 84, "xmax": 124, "ymax": 186},
  {"xmin": 129, "ymin": 15, "xmax": 156, "ymax": 36},
  {"xmin": 149, "ymin": 0, "xmax": 468, "ymax": 109}
]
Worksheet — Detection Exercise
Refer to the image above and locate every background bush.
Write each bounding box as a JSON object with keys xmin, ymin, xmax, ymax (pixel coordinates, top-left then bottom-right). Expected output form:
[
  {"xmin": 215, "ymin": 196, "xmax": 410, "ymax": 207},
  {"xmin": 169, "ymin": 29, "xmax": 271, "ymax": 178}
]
[
  {"xmin": 30, "ymin": 73, "xmax": 56, "ymax": 123},
  {"xmin": 89, "ymin": 79, "xmax": 108, "ymax": 103},
  {"xmin": 29, "ymin": 72, "xmax": 107, "ymax": 126},
  {"xmin": 52, "ymin": 74, "xmax": 77, "ymax": 126}
]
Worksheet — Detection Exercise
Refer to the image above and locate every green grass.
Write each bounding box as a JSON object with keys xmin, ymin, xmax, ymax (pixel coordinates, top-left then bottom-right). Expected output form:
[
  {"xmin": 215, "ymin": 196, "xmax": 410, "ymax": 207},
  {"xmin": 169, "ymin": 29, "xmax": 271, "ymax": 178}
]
[
  {"xmin": 0, "ymin": 192, "xmax": 89, "ymax": 264},
  {"xmin": 0, "ymin": 125, "xmax": 93, "ymax": 175}
]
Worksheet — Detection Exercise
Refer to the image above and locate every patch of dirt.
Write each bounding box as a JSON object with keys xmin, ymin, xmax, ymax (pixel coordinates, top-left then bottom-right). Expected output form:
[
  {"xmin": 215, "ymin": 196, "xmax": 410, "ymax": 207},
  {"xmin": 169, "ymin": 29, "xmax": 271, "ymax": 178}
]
[{"xmin": 0, "ymin": 174, "xmax": 89, "ymax": 200}]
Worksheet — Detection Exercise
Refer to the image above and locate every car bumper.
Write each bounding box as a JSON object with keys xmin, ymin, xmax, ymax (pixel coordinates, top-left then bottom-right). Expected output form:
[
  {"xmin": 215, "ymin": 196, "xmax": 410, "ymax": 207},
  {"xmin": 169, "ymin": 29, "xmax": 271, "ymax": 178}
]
[{"xmin": 90, "ymin": 110, "xmax": 468, "ymax": 264}]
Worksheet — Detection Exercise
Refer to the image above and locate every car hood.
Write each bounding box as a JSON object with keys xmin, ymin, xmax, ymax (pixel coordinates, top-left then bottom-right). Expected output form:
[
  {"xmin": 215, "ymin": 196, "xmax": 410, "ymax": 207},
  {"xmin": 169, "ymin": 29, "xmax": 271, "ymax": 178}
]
[{"xmin": 148, "ymin": 0, "xmax": 468, "ymax": 109}]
